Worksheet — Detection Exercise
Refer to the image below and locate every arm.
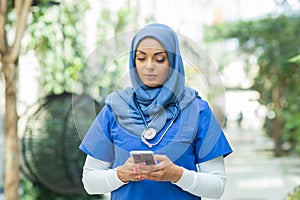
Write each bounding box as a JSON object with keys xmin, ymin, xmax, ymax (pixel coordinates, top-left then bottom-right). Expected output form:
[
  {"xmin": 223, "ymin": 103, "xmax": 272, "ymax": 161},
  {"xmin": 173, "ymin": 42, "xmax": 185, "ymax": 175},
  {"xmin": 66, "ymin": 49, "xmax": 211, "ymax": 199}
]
[
  {"xmin": 139, "ymin": 155, "xmax": 227, "ymax": 199},
  {"xmin": 174, "ymin": 156, "xmax": 227, "ymax": 199},
  {"xmin": 81, "ymin": 155, "xmax": 126, "ymax": 194}
]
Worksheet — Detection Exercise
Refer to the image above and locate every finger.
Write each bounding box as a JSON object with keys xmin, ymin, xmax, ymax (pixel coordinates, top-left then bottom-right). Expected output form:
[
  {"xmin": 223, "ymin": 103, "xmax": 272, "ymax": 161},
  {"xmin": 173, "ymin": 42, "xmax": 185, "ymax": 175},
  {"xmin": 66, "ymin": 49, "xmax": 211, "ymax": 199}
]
[
  {"xmin": 137, "ymin": 175, "xmax": 143, "ymax": 181},
  {"xmin": 154, "ymin": 154, "xmax": 168, "ymax": 161},
  {"xmin": 140, "ymin": 170, "xmax": 164, "ymax": 181},
  {"xmin": 133, "ymin": 167, "xmax": 138, "ymax": 174},
  {"xmin": 139, "ymin": 164, "xmax": 158, "ymax": 172},
  {"xmin": 135, "ymin": 163, "xmax": 151, "ymax": 175},
  {"xmin": 130, "ymin": 174, "xmax": 143, "ymax": 182},
  {"xmin": 132, "ymin": 167, "xmax": 144, "ymax": 182},
  {"xmin": 133, "ymin": 163, "xmax": 142, "ymax": 174},
  {"xmin": 130, "ymin": 175, "xmax": 143, "ymax": 182},
  {"xmin": 126, "ymin": 157, "xmax": 135, "ymax": 164},
  {"xmin": 154, "ymin": 155, "xmax": 173, "ymax": 168}
]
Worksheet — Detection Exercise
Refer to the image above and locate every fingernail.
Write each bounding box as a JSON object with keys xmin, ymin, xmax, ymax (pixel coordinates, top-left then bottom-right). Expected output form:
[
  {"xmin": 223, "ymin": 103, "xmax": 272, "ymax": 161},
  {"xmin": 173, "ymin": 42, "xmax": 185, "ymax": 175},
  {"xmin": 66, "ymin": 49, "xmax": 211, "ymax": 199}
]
[{"xmin": 138, "ymin": 175, "xmax": 143, "ymax": 180}]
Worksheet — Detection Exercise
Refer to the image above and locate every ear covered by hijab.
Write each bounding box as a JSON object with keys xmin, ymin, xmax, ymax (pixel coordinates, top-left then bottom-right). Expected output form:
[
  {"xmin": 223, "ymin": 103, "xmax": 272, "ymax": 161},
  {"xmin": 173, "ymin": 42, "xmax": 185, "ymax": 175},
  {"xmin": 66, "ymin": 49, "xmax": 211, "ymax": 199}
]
[
  {"xmin": 129, "ymin": 23, "xmax": 185, "ymax": 112},
  {"xmin": 106, "ymin": 23, "xmax": 197, "ymax": 135}
]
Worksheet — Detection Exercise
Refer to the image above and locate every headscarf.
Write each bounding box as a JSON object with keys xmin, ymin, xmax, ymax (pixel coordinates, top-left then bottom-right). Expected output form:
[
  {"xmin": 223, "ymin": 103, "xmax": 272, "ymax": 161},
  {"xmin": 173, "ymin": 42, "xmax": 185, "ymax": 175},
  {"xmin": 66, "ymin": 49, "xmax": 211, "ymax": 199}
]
[{"xmin": 105, "ymin": 23, "xmax": 197, "ymax": 135}]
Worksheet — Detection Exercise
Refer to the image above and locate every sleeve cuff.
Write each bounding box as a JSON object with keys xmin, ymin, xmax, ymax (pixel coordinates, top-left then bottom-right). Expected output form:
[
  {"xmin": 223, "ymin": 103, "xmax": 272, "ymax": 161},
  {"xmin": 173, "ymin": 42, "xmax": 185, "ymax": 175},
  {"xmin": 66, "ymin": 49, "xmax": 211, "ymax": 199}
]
[
  {"xmin": 173, "ymin": 167, "xmax": 196, "ymax": 189},
  {"xmin": 106, "ymin": 169, "xmax": 128, "ymax": 189}
]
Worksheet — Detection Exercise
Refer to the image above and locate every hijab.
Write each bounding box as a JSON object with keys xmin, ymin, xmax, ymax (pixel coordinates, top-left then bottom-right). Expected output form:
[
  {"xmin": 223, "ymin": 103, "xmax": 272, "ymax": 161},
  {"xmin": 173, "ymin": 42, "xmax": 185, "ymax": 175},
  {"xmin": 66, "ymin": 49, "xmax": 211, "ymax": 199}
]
[{"xmin": 105, "ymin": 23, "xmax": 197, "ymax": 135}]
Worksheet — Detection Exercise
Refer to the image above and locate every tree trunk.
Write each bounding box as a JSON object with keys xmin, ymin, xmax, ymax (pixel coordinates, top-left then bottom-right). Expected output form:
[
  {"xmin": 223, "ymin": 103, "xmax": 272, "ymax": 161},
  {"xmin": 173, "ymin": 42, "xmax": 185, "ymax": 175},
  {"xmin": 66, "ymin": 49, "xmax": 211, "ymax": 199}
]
[
  {"xmin": 0, "ymin": 1, "xmax": 33, "ymax": 199},
  {"xmin": 272, "ymin": 86, "xmax": 283, "ymax": 157},
  {"xmin": 273, "ymin": 116, "xmax": 283, "ymax": 156},
  {"xmin": 2, "ymin": 54, "xmax": 19, "ymax": 200}
]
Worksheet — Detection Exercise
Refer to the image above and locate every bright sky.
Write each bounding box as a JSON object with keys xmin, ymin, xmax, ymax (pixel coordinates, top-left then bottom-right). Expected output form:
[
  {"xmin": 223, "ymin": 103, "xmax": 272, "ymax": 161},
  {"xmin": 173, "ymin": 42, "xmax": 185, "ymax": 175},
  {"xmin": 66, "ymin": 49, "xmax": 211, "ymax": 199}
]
[{"xmin": 138, "ymin": 0, "xmax": 281, "ymax": 40}]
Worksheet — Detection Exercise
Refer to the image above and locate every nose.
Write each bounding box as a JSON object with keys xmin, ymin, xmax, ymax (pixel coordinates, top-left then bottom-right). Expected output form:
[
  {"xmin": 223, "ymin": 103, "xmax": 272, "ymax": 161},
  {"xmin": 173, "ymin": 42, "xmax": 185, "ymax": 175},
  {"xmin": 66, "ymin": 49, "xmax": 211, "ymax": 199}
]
[{"xmin": 145, "ymin": 58, "xmax": 155, "ymax": 70}]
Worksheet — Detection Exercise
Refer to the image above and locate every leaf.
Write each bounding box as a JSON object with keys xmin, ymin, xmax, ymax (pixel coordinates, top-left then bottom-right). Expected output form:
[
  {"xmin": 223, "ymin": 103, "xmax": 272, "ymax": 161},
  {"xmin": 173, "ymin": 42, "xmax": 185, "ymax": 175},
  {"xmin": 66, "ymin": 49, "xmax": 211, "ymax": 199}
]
[{"xmin": 288, "ymin": 54, "xmax": 300, "ymax": 64}]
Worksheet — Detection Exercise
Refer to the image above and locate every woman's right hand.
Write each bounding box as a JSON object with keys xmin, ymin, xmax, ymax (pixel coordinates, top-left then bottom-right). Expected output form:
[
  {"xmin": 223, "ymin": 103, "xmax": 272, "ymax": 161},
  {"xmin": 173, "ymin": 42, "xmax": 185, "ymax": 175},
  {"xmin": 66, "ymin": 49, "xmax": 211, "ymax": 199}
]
[{"xmin": 116, "ymin": 157, "xmax": 144, "ymax": 183}]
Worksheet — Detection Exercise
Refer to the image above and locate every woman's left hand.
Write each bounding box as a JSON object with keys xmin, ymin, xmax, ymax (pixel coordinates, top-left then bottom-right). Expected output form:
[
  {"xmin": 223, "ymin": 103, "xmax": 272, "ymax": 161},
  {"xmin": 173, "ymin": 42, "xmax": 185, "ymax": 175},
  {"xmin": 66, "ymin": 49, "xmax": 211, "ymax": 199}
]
[{"xmin": 138, "ymin": 154, "xmax": 183, "ymax": 183}]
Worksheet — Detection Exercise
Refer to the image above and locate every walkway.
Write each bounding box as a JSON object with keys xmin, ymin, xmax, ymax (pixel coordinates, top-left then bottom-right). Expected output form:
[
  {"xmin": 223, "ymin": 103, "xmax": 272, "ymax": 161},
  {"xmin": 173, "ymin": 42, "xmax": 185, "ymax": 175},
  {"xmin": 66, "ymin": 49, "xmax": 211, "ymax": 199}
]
[{"xmin": 218, "ymin": 125, "xmax": 300, "ymax": 200}]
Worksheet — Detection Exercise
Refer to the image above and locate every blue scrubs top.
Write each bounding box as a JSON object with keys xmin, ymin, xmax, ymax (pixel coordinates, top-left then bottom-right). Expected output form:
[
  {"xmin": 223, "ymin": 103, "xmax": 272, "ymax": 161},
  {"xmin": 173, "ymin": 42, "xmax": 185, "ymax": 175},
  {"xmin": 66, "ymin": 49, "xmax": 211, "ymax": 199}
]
[{"xmin": 79, "ymin": 97, "xmax": 232, "ymax": 200}]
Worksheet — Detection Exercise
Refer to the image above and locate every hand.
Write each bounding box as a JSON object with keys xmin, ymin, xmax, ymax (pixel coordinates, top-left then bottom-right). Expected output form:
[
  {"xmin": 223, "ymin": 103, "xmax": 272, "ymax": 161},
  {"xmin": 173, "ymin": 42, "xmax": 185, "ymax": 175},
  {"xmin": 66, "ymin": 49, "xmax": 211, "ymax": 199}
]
[
  {"xmin": 116, "ymin": 157, "xmax": 144, "ymax": 183},
  {"xmin": 139, "ymin": 154, "xmax": 183, "ymax": 183}
]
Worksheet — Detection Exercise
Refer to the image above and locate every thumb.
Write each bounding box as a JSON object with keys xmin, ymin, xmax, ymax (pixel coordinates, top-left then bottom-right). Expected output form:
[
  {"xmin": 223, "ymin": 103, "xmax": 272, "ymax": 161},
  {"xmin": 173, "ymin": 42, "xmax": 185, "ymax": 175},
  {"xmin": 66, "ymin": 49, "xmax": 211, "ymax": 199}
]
[{"xmin": 154, "ymin": 154, "xmax": 167, "ymax": 161}]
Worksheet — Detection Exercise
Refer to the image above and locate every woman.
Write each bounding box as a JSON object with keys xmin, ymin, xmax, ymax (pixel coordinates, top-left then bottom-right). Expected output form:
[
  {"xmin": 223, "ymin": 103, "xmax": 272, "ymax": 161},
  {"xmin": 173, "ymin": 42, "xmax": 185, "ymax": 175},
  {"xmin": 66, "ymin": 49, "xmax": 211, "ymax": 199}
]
[{"xmin": 79, "ymin": 23, "xmax": 232, "ymax": 200}]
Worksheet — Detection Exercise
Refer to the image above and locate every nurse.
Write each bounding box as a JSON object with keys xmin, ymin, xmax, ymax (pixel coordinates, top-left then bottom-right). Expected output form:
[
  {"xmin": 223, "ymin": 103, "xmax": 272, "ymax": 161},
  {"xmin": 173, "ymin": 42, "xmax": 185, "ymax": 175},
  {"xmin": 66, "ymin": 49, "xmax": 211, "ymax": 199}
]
[{"xmin": 79, "ymin": 23, "xmax": 232, "ymax": 200}]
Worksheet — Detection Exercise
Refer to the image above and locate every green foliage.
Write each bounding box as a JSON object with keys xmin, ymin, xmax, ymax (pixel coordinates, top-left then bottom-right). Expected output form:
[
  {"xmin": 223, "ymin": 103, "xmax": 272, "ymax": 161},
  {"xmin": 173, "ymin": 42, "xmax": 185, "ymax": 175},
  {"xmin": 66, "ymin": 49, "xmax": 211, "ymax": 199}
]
[
  {"xmin": 287, "ymin": 185, "xmax": 300, "ymax": 200},
  {"xmin": 284, "ymin": 54, "xmax": 300, "ymax": 153},
  {"xmin": 26, "ymin": 0, "xmax": 139, "ymax": 97},
  {"xmin": 26, "ymin": 1, "xmax": 89, "ymax": 95},
  {"xmin": 204, "ymin": 14, "xmax": 300, "ymax": 155},
  {"xmin": 289, "ymin": 54, "xmax": 300, "ymax": 64},
  {"xmin": 21, "ymin": 1, "xmax": 141, "ymax": 197},
  {"xmin": 96, "ymin": 1, "xmax": 139, "ymax": 44},
  {"xmin": 87, "ymin": 1, "xmax": 139, "ymax": 99}
]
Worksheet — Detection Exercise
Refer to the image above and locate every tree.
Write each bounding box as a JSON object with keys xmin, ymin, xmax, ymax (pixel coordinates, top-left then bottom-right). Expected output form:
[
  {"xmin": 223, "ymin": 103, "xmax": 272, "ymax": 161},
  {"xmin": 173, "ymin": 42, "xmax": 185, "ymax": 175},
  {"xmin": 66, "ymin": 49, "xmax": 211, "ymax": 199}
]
[
  {"xmin": 26, "ymin": 0, "xmax": 88, "ymax": 95},
  {"xmin": 205, "ymin": 14, "xmax": 300, "ymax": 156},
  {"xmin": 27, "ymin": 0, "xmax": 139, "ymax": 98},
  {"xmin": 0, "ymin": 0, "xmax": 33, "ymax": 199},
  {"xmin": 0, "ymin": 0, "xmax": 142, "ymax": 199}
]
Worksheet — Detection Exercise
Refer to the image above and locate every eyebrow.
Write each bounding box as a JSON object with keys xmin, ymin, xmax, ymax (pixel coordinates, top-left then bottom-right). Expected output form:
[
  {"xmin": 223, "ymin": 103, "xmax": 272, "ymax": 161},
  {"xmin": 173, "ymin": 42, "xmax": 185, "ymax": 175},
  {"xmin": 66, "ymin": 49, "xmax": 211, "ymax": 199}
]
[{"xmin": 136, "ymin": 50, "xmax": 167, "ymax": 56}]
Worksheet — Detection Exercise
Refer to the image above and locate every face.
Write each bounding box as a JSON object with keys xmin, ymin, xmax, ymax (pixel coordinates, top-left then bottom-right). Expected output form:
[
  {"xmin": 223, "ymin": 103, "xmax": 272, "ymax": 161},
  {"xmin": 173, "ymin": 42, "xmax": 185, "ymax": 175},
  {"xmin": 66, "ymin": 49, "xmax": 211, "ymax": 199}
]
[{"xmin": 135, "ymin": 38, "xmax": 170, "ymax": 88}]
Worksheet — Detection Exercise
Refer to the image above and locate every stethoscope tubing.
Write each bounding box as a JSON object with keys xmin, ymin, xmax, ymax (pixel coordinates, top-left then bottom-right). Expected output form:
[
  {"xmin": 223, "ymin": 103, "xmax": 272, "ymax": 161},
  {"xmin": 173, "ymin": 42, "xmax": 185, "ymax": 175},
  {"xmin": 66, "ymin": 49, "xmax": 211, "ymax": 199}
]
[{"xmin": 134, "ymin": 94, "xmax": 180, "ymax": 148}]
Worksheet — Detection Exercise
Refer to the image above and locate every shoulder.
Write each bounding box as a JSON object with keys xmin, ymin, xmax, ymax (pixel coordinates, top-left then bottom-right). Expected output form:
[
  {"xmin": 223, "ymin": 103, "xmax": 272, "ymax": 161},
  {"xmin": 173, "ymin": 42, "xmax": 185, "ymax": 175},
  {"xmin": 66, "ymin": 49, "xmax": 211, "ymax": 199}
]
[
  {"xmin": 96, "ymin": 104, "xmax": 114, "ymax": 122},
  {"xmin": 104, "ymin": 87, "xmax": 134, "ymax": 117},
  {"xmin": 181, "ymin": 96, "xmax": 212, "ymax": 124},
  {"xmin": 105, "ymin": 87, "xmax": 134, "ymax": 103},
  {"xmin": 100, "ymin": 87, "xmax": 134, "ymax": 120},
  {"xmin": 191, "ymin": 96, "xmax": 211, "ymax": 113}
]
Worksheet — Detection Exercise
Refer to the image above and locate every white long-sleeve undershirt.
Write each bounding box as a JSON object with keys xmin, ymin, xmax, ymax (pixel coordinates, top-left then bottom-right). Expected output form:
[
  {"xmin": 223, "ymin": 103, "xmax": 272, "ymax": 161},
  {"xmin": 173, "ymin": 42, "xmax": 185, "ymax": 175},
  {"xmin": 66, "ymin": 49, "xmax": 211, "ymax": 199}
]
[{"xmin": 82, "ymin": 155, "xmax": 227, "ymax": 199}]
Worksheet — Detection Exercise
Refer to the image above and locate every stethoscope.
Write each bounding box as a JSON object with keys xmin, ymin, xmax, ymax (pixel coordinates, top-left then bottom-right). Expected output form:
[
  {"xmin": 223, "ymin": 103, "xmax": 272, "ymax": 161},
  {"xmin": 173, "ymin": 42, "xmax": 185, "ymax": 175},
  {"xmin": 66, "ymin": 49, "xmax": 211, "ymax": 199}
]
[{"xmin": 134, "ymin": 95, "xmax": 180, "ymax": 148}]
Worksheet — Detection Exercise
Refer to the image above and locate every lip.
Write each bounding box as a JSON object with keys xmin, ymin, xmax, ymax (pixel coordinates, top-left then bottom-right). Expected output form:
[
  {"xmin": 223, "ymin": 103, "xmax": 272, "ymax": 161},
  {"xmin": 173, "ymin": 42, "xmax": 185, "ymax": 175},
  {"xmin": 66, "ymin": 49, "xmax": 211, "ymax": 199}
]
[{"xmin": 144, "ymin": 74, "xmax": 156, "ymax": 80}]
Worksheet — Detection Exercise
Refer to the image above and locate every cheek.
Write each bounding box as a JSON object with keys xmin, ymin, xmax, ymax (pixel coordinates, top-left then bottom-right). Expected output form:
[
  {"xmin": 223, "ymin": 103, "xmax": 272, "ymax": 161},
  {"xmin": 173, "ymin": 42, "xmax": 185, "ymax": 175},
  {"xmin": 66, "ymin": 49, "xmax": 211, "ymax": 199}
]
[
  {"xmin": 160, "ymin": 67, "xmax": 170, "ymax": 81},
  {"xmin": 135, "ymin": 67, "xmax": 144, "ymax": 80},
  {"xmin": 135, "ymin": 67, "xmax": 141, "ymax": 74}
]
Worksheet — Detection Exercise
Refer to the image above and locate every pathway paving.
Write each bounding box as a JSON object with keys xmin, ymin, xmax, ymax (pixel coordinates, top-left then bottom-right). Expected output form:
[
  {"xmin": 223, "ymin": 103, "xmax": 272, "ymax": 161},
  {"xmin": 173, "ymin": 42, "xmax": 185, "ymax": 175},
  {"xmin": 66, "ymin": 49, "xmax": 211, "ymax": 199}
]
[{"xmin": 218, "ymin": 126, "xmax": 300, "ymax": 200}]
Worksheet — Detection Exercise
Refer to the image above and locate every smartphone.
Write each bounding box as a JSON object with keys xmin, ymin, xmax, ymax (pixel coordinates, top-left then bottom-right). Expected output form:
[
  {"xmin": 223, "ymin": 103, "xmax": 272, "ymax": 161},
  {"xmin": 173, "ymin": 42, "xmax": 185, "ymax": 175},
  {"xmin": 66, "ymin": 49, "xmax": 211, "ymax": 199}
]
[{"xmin": 130, "ymin": 150, "xmax": 157, "ymax": 165}]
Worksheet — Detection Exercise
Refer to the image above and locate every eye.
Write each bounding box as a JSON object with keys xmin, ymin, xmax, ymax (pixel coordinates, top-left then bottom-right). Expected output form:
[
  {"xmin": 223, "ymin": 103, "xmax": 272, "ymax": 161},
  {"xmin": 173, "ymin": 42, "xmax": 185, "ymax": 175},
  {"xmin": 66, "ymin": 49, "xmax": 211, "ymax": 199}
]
[
  {"xmin": 136, "ymin": 54, "xmax": 146, "ymax": 61},
  {"xmin": 137, "ymin": 57, "xmax": 145, "ymax": 61},
  {"xmin": 155, "ymin": 56, "xmax": 165, "ymax": 63}
]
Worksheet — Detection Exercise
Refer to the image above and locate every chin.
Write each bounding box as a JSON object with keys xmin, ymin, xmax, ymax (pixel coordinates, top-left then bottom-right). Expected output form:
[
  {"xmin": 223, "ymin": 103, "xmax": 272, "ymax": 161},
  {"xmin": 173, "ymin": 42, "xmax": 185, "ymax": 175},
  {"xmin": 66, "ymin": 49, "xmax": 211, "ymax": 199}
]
[{"xmin": 144, "ymin": 83, "xmax": 162, "ymax": 88}]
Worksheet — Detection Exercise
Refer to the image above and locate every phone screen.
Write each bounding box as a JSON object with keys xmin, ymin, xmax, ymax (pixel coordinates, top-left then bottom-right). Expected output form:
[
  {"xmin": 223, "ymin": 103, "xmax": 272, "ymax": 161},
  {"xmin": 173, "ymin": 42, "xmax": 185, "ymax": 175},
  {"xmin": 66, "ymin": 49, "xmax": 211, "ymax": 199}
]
[{"xmin": 130, "ymin": 151, "xmax": 156, "ymax": 165}]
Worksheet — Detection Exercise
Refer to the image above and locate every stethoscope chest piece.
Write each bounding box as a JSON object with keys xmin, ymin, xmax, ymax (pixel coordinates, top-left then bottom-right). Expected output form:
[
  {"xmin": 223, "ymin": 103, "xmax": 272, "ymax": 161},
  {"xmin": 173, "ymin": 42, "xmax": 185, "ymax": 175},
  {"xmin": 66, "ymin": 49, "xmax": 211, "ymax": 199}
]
[
  {"xmin": 142, "ymin": 128, "xmax": 157, "ymax": 140},
  {"xmin": 134, "ymin": 94, "xmax": 180, "ymax": 148}
]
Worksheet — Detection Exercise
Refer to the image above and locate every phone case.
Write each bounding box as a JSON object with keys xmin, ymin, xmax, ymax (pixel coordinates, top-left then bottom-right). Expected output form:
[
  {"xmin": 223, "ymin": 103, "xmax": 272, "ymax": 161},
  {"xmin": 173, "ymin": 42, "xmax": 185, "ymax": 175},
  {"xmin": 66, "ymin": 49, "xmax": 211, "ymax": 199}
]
[{"xmin": 130, "ymin": 151, "xmax": 157, "ymax": 165}]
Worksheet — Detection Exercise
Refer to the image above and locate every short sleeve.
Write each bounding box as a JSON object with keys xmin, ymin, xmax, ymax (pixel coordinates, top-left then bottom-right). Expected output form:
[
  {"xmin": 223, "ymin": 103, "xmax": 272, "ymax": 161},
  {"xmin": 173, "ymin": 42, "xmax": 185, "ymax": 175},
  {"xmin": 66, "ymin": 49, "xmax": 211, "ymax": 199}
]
[
  {"xmin": 195, "ymin": 100, "xmax": 232, "ymax": 163},
  {"xmin": 79, "ymin": 105, "xmax": 114, "ymax": 162}
]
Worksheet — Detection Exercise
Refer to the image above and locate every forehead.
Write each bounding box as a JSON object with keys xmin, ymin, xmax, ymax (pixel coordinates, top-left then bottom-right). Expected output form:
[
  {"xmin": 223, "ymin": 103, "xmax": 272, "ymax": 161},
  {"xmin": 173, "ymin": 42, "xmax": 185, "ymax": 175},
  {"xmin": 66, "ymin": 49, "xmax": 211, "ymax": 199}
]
[{"xmin": 137, "ymin": 37, "xmax": 165, "ymax": 50}]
